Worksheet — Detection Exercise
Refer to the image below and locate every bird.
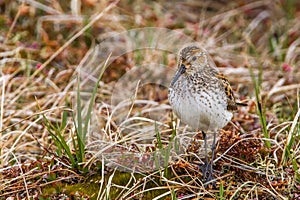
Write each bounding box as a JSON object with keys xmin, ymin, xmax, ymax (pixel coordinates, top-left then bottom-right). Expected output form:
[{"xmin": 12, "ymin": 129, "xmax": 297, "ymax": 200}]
[{"xmin": 168, "ymin": 44, "xmax": 246, "ymax": 185}]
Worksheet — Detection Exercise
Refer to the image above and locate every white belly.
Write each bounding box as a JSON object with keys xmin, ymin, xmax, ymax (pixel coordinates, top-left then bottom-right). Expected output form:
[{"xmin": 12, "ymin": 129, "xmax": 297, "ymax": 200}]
[{"xmin": 168, "ymin": 83, "xmax": 233, "ymax": 131}]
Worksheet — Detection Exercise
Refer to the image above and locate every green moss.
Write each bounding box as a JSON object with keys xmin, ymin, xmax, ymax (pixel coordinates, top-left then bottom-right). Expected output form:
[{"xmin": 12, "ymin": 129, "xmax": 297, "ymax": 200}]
[{"xmin": 42, "ymin": 171, "xmax": 172, "ymax": 199}]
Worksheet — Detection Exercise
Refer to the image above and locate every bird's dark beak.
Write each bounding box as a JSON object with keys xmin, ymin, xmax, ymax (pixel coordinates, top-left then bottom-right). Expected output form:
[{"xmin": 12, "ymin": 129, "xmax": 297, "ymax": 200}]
[{"xmin": 170, "ymin": 64, "xmax": 186, "ymax": 87}]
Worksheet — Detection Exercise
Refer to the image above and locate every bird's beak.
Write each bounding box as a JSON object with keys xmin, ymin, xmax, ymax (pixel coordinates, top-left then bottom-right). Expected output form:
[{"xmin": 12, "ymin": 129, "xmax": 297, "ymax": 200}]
[{"xmin": 170, "ymin": 64, "xmax": 186, "ymax": 87}]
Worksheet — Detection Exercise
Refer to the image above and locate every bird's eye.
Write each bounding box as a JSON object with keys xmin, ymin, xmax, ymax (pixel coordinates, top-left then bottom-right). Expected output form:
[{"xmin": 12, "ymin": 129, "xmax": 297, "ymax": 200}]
[{"xmin": 191, "ymin": 56, "xmax": 197, "ymax": 61}]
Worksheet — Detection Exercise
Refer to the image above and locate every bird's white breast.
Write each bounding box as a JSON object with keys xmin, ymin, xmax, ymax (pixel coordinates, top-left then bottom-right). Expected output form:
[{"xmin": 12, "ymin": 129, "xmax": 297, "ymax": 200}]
[{"xmin": 168, "ymin": 77, "xmax": 233, "ymax": 131}]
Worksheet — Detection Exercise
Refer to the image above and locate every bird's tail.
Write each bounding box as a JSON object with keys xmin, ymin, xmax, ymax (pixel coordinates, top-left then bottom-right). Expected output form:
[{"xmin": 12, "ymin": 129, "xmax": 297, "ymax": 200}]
[{"xmin": 236, "ymin": 102, "xmax": 248, "ymax": 106}]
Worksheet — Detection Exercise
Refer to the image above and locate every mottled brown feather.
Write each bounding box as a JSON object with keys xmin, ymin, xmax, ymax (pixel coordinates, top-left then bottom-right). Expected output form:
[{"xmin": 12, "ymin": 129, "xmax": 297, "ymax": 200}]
[{"xmin": 216, "ymin": 73, "xmax": 238, "ymax": 111}]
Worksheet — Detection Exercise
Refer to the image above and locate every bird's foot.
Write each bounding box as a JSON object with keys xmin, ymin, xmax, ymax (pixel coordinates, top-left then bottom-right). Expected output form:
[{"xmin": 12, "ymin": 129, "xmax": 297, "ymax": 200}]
[
  {"xmin": 199, "ymin": 162, "xmax": 209, "ymax": 178},
  {"xmin": 200, "ymin": 163, "xmax": 216, "ymax": 188}
]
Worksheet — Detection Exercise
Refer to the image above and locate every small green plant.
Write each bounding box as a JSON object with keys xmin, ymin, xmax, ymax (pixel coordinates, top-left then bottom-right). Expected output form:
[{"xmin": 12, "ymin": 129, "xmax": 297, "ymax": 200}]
[
  {"xmin": 41, "ymin": 55, "xmax": 109, "ymax": 171},
  {"xmin": 219, "ymin": 180, "xmax": 224, "ymax": 200},
  {"xmin": 41, "ymin": 108, "xmax": 78, "ymax": 169},
  {"xmin": 154, "ymin": 121, "xmax": 178, "ymax": 173},
  {"xmin": 248, "ymin": 55, "xmax": 270, "ymax": 149},
  {"xmin": 73, "ymin": 58, "xmax": 108, "ymax": 171},
  {"xmin": 245, "ymin": 36, "xmax": 271, "ymax": 149},
  {"xmin": 171, "ymin": 188, "xmax": 177, "ymax": 200},
  {"xmin": 281, "ymin": 106, "xmax": 300, "ymax": 165}
]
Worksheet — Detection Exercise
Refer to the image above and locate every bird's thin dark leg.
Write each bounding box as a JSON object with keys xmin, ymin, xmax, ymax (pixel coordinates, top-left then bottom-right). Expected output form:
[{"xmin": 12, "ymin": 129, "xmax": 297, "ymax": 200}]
[
  {"xmin": 205, "ymin": 131, "xmax": 217, "ymax": 187},
  {"xmin": 202, "ymin": 131, "xmax": 208, "ymax": 166},
  {"xmin": 200, "ymin": 131, "xmax": 209, "ymax": 179}
]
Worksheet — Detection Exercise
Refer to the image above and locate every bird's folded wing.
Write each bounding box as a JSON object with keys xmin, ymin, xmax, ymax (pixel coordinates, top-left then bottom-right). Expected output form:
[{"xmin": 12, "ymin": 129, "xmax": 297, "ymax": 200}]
[{"xmin": 217, "ymin": 73, "xmax": 238, "ymax": 111}]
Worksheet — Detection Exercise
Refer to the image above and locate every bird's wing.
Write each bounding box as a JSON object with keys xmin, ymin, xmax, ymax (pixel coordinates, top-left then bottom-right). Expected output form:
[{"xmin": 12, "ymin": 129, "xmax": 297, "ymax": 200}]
[{"xmin": 216, "ymin": 73, "xmax": 238, "ymax": 111}]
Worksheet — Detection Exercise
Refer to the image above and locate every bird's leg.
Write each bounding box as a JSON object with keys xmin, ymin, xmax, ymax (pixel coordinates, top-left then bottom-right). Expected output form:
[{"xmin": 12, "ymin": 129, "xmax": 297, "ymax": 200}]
[
  {"xmin": 203, "ymin": 131, "xmax": 209, "ymax": 165},
  {"xmin": 205, "ymin": 131, "xmax": 216, "ymax": 187},
  {"xmin": 200, "ymin": 131, "xmax": 209, "ymax": 179}
]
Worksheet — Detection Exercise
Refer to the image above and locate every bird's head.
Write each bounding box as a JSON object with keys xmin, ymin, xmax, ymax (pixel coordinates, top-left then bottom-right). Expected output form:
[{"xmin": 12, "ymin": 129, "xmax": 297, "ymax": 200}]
[{"xmin": 170, "ymin": 45, "xmax": 215, "ymax": 87}]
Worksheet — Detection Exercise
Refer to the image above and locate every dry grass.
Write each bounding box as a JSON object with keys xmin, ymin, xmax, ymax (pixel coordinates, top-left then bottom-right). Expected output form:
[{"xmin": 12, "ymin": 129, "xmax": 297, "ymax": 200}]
[{"xmin": 0, "ymin": 0, "xmax": 299, "ymax": 199}]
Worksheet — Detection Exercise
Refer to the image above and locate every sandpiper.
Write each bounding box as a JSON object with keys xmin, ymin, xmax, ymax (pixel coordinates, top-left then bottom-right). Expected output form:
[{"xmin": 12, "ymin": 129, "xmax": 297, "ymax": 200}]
[{"xmin": 168, "ymin": 45, "xmax": 245, "ymax": 185}]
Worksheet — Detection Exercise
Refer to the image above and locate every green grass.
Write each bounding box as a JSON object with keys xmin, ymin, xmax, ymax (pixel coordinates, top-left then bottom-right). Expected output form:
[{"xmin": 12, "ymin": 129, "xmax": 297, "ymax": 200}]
[
  {"xmin": 40, "ymin": 55, "xmax": 108, "ymax": 172},
  {"xmin": 250, "ymin": 66, "xmax": 271, "ymax": 149},
  {"xmin": 41, "ymin": 108, "xmax": 77, "ymax": 168}
]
